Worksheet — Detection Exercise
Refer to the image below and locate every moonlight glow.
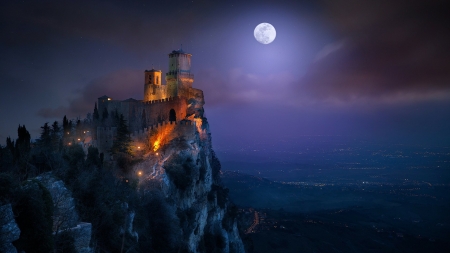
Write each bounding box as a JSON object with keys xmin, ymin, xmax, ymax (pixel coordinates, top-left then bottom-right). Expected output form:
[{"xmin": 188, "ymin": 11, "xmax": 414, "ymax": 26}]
[{"xmin": 254, "ymin": 23, "xmax": 276, "ymax": 44}]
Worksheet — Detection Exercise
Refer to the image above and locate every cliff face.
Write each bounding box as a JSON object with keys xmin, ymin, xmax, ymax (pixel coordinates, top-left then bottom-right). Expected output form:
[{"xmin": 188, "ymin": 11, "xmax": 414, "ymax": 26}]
[{"xmin": 133, "ymin": 94, "xmax": 245, "ymax": 253}]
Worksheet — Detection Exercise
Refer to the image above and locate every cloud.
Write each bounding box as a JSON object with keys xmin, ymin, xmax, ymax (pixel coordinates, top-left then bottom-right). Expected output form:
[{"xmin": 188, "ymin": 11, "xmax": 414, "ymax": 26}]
[
  {"xmin": 298, "ymin": 0, "xmax": 450, "ymax": 102},
  {"xmin": 38, "ymin": 69, "xmax": 142, "ymax": 119},
  {"xmin": 195, "ymin": 68, "xmax": 296, "ymax": 107},
  {"xmin": 314, "ymin": 40, "xmax": 346, "ymax": 62}
]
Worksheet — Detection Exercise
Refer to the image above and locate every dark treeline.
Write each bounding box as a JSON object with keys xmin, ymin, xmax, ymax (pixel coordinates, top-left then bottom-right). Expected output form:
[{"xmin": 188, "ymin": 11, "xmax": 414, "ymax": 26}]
[{"xmin": 0, "ymin": 110, "xmax": 192, "ymax": 252}]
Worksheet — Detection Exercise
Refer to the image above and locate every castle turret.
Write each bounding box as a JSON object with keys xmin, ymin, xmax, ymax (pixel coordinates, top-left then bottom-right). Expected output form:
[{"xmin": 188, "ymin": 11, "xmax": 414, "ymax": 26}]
[
  {"xmin": 166, "ymin": 47, "xmax": 194, "ymax": 98},
  {"xmin": 144, "ymin": 69, "xmax": 164, "ymax": 101}
]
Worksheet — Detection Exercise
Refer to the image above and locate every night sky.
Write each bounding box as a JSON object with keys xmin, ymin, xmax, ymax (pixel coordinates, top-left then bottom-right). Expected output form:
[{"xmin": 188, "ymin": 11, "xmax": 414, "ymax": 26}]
[{"xmin": 1, "ymin": 0, "xmax": 449, "ymax": 151}]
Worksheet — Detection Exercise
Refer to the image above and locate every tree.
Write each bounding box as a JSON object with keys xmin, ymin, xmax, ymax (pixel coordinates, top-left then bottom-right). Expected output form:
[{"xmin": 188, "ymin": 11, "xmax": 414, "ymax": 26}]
[
  {"xmin": 63, "ymin": 115, "xmax": 72, "ymax": 142},
  {"xmin": 102, "ymin": 107, "xmax": 109, "ymax": 121},
  {"xmin": 110, "ymin": 114, "xmax": 132, "ymax": 155},
  {"xmin": 14, "ymin": 125, "xmax": 31, "ymax": 164},
  {"xmin": 86, "ymin": 146, "xmax": 102, "ymax": 168},
  {"xmin": 93, "ymin": 102, "xmax": 100, "ymax": 120},
  {"xmin": 37, "ymin": 123, "xmax": 52, "ymax": 151},
  {"xmin": 51, "ymin": 121, "xmax": 61, "ymax": 152}
]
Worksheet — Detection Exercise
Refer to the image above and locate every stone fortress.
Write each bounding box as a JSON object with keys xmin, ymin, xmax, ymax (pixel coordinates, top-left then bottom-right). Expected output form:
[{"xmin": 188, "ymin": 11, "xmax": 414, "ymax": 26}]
[{"xmin": 95, "ymin": 48, "xmax": 205, "ymax": 155}]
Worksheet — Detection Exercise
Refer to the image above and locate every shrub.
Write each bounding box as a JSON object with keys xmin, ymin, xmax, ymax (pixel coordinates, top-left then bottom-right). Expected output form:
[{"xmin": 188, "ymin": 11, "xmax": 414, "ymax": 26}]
[
  {"xmin": 163, "ymin": 154, "xmax": 196, "ymax": 191},
  {"xmin": 55, "ymin": 231, "xmax": 77, "ymax": 253},
  {"xmin": 12, "ymin": 180, "xmax": 54, "ymax": 253},
  {"xmin": 210, "ymin": 150, "xmax": 221, "ymax": 183}
]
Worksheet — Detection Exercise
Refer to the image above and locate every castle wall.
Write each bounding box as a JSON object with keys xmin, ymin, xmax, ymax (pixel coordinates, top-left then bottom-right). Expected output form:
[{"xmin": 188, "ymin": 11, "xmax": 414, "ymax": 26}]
[{"xmin": 140, "ymin": 96, "xmax": 188, "ymax": 130}]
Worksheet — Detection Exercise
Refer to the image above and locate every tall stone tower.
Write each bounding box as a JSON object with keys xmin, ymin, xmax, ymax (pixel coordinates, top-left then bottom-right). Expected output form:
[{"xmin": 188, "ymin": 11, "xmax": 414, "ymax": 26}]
[
  {"xmin": 166, "ymin": 48, "xmax": 194, "ymax": 98},
  {"xmin": 144, "ymin": 69, "xmax": 164, "ymax": 101}
]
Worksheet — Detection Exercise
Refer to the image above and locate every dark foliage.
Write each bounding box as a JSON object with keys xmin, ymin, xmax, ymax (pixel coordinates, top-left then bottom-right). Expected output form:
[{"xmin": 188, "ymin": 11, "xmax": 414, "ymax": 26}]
[
  {"xmin": 12, "ymin": 180, "xmax": 54, "ymax": 253},
  {"xmin": 163, "ymin": 154, "xmax": 196, "ymax": 190},
  {"xmin": 210, "ymin": 150, "xmax": 221, "ymax": 183},
  {"xmin": 222, "ymin": 203, "xmax": 238, "ymax": 231},
  {"xmin": 93, "ymin": 102, "xmax": 100, "ymax": 120},
  {"xmin": 54, "ymin": 231, "xmax": 77, "ymax": 253},
  {"xmin": 208, "ymin": 184, "xmax": 229, "ymax": 209},
  {"xmin": 135, "ymin": 190, "xmax": 180, "ymax": 253},
  {"xmin": 110, "ymin": 114, "xmax": 132, "ymax": 155},
  {"xmin": 86, "ymin": 146, "xmax": 102, "ymax": 168},
  {"xmin": 0, "ymin": 173, "xmax": 19, "ymax": 203},
  {"xmin": 198, "ymin": 150, "xmax": 207, "ymax": 182},
  {"xmin": 177, "ymin": 206, "xmax": 198, "ymax": 238},
  {"xmin": 102, "ymin": 107, "xmax": 109, "ymax": 120},
  {"xmin": 200, "ymin": 231, "xmax": 227, "ymax": 253}
]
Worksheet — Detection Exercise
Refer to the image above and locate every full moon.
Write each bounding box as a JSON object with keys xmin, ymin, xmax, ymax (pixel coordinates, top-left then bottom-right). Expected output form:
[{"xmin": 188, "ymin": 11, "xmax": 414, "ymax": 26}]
[{"xmin": 254, "ymin": 23, "xmax": 276, "ymax": 44}]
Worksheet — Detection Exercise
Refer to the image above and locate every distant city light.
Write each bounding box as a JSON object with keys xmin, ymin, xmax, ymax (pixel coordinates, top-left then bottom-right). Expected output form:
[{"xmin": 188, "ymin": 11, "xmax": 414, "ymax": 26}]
[
  {"xmin": 108, "ymin": 98, "xmax": 111, "ymax": 100},
  {"xmin": 78, "ymin": 138, "xmax": 80, "ymax": 141},
  {"xmin": 138, "ymin": 171, "xmax": 142, "ymax": 176}
]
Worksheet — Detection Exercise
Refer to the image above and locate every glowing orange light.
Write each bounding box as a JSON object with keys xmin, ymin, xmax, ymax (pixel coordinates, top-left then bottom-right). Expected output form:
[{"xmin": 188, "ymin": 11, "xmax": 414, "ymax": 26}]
[
  {"xmin": 77, "ymin": 138, "xmax": 80, "ymax": 141},
  {"xmin": 138, "ymin": 171, "xmax": 142, "ymax": 176},
  {"xmin": 156, "ymin": 152, "xmax": 159, "ymax": 156},
  {"xmin": 107, "ymin": 98, "xmax": 111, "ymax": 101},
  {"xmin": 83, "ymin": 131, "xmax": 86, "ymax": 133},
  {"xmin": 153, "ymin": 140, "xmax": 160, "ymax": 151},
  {"xmin": 68, "ymin": 143, "xmax": 71, "ymax": 145},
  {"xmin": 138, "ymin": 146, "xmax": 141, "ymax": 149}
]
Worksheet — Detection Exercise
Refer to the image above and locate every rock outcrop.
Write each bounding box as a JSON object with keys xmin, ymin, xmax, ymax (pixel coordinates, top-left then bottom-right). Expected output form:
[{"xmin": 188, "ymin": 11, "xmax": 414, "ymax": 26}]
[
  {"xmin": 37, "ymin": 173, "xmax": 93, "ymax": 253},
  {"xmin": 134, "ymin": 93, "xmax": 245, "ymax": 253}
]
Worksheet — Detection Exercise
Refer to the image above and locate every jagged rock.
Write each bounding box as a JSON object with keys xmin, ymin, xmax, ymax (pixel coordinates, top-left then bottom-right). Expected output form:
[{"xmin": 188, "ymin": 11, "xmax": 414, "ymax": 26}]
[
  {"xmin": 36, "ymin": 173, "xmax": 93, "ymax": 253},
  {"xmin": 69, "ymin": 222, "xmax": 92, "ymax": 253},
  {"xmin": 36, "ymin": 173, "xmax": 79, "ymax": 231},
  {"xmin": 0, "ymin": 204, "xmax": 20, "ymax": 253}
]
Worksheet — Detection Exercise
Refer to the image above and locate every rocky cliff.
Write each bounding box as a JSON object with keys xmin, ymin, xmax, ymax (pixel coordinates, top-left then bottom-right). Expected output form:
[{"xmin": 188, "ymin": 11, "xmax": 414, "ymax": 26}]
[{"xmin": 132, "ymin": 94, "xmax": 245, "ymax": 253}]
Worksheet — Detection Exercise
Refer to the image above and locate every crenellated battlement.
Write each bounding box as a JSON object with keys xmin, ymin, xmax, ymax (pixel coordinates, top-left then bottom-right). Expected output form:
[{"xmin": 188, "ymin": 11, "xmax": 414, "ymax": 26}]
[{"xmin": 142, "ymin": 96, "xmax": 180, "ymax": 105}]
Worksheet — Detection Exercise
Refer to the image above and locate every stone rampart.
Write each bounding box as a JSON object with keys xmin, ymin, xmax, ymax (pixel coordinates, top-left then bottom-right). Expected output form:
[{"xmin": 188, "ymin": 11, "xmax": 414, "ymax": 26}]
[{"xmin": 142, "ymin": 96, "xmax": 178, "ymax": 105}]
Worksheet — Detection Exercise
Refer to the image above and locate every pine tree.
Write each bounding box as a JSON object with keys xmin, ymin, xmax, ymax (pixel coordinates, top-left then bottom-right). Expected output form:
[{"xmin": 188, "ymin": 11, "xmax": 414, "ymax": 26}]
[
  {"xmin": 93, "ymin": 102, "xmax": 100, "ymax": 120},
  {"xmin": 38, "ymin": 123, "xmax": 52, "ymax": 150},
  {"xmin": 15, "ymin": 125, "xmax": 31, "ymax": 163},
  {"xmin": 76, "ymin": 119, "xmax": 82, "ymax": 139},
  {"xmin": 51, "ymin": 121, "xmax": 61, "ymax": 151},
  {"xmin": 102, "ymin": 107, "xmax": 109, "ymax": 120},
  {"xmin": 63, "ymin": 115, "xmax": 71, "ymax": 140},
  {"xmin": 110, "ymin": 114, "xmax": 132, "ymax": 155}
]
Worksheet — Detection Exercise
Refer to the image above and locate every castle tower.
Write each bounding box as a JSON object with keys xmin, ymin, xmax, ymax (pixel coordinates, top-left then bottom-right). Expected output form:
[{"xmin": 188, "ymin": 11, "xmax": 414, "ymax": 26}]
[
  {"xmin": 144, "ymin": 69, "xmax": 164, "ymax": 101},
  {"xmin": 165, "ymin": 47, "xmax": 194, "ymax": 98}
]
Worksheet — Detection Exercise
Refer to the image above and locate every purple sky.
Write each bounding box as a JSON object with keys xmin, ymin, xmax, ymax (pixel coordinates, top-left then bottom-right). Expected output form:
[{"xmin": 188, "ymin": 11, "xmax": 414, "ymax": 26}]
[{"xmin": 1, "ymin": 0, "xmax": 449, "ymax": 150}]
